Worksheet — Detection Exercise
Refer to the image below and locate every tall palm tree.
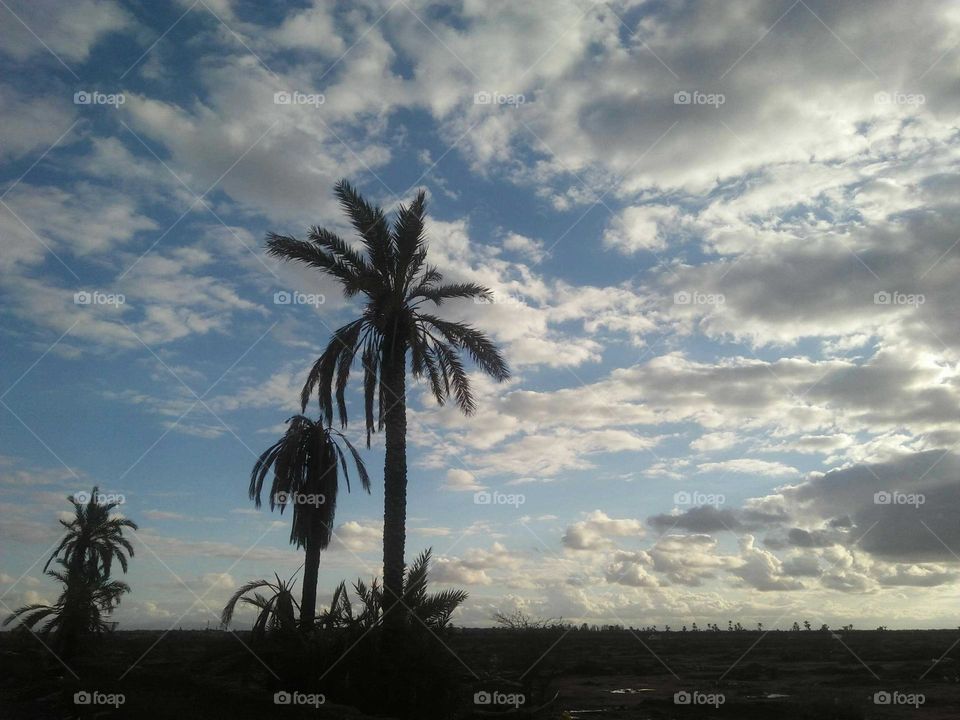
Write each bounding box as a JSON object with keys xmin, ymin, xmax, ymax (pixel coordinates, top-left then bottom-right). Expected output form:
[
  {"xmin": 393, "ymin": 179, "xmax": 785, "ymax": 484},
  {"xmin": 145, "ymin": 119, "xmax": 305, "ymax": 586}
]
[
  {"xmin": 266, "ymin": 180, "xmax": 510, "ymax": 635},
  {"xmin": 249, "ymin": 415, "xmax": 369, "ymax": 629},
  {"xmin": 44, "ymin": 487, "xmax": 138, "ymax": 580}
]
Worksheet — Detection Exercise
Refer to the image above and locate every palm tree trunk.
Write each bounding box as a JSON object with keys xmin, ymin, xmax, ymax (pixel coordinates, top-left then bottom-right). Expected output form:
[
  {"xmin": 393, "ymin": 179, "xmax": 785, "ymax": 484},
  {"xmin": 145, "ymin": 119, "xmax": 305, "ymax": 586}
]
[
  {"xmin": 300, "ymin": 532, "xmax": 321, "ymax": 630},
  {"xmin": 381, "ymin": 346, "xmax": 407, "ymax": 640}
]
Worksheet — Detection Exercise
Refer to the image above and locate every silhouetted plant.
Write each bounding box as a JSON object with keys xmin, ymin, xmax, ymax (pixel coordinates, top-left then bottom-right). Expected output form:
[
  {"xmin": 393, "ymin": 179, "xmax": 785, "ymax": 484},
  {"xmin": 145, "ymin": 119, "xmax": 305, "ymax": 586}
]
[
  {"xmin": 266, "ymin": 180, "xmax": 509, "ymax": 642},
  {"xmin": 493, "ymin": 609, "xmax": 563, "ymax": 630},
  {"xmin": 3, "ymin": 560, "xmax": 130, "ymax": 652},
  {"xmin": 250, "ymin": 415, "xmax": 369, "ymax": 629},
  {"xmin": 220, "ymin": 572, "xmax": 301, "ymax": 644},
  {"xmin": 4, "ymin": 488, "xmax": 136, "ymax": 658},
  {"xmin": 315, "ymin": 548, "xmax": 467, "ymax": 717},
  {"xmin": 45, "ymin": 487, "xmax": 137, "ymax": 579},
  {"xmin": 321, "ymin": 548, "xmax": 467, "ymax": 633}
]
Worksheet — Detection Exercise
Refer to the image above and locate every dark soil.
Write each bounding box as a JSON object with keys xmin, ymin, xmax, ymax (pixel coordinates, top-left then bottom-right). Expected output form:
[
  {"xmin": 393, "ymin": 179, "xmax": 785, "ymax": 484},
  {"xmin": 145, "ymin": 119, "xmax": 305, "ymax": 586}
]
[{"xmin": 1, "ymin": 628, "xmax": 958, "ymax": 718}]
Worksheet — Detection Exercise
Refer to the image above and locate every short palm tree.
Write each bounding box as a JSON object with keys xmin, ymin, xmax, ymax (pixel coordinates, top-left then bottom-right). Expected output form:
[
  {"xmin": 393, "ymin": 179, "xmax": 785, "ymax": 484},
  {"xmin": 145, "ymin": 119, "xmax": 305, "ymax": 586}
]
[
  {"xmin": 266, "ymin": 180, "xmax": 509, "ymax": 635},
  {"xmin": 10, "ymin": 488, "xmax": 138, "ymax": 657},
  {"xmin": 249, "ymin": 415, "xmax": 369, "ymax": 629},
  {"xmin": 220, "ymin": 573, "xmax": 300, "ymax": 643},
  {"xmin": 45, "ymin": 487, "xmax": 137, "ymax": 579},
  {"xmin": 321, "ymin": 549, "xmax": 466, "ymax": 632},
  {"xmin": 4, "ymin": 560, "xmax": 130, "ymax": 657}
]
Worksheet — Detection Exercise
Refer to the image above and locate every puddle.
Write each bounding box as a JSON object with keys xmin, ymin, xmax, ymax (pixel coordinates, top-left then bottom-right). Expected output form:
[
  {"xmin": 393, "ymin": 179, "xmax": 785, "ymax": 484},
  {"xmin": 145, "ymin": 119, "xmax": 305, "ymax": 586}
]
[{"xmin": 610, "ymin": 688, "xmax": 655, "ymax": 694}]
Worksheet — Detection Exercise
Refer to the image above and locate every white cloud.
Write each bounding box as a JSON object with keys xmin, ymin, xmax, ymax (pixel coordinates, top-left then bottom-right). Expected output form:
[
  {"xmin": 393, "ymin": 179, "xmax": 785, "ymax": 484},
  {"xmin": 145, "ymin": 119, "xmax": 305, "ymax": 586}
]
[
  {"xmin": 602, "ymin": 205, "xmax": 679, "ymax": 253},
  {"xmin": 442, "ymin": 468, "xmax": 485, "ymax": 492},
  {"xmin": 562, "ymin": 510, "xmax": 644, "ymax": 551}
]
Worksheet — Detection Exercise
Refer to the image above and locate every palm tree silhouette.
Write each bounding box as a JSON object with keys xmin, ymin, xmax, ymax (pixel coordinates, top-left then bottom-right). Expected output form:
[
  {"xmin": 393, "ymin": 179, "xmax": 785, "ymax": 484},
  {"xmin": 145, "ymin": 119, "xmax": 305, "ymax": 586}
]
[
  {"xmin": 249, "ymin": 415, "xmax": 369, "ymax": 629},
  {"xmin": 3, "ymin": 559, "xmax": 130, "ymax": 656},
  {"xmin": 7, "ymin": 489, "xmax": 137, "ymax": 657},
  {"xmin": 44, "ymin": 487, "xmax": 137, "ymax": 579},
  {"xmin": 321, "ymin": 549, "xmax": 467, "ymax": 632},
  {"xmin": 266, "ymin": 180, "xmax": 509, "ymax": 636},
  {"xmin": 220, "ymin": 572, "xmax": 300, "ymax": 643}
]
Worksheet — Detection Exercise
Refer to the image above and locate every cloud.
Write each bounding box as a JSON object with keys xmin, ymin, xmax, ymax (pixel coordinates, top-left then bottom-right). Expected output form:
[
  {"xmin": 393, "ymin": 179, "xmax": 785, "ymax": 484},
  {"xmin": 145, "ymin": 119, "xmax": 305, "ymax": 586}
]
[
  {"xmin": 648, "ymin": 506, "xmax": 745, "ymax": 534},
  {"xmin": 730, "ymin": 535, "xmax": 804, "ymax": 592},
  {"xmin": 501, "ymin": 232, "xmax": 546, "ymax": 262},
  {"xmin": 442, "ymin": 468, "xmax": 485, "ymax": 492},
  {"xmin": 602, "ymin": 205, "xmax": 679, "ymax": 253},
  {"xmin": 698, "ymin": 459, "xmax": 799, "ymax": 477},
  {"xmin": 562, "ymin": 510, "xmax": 644, "ymax": 551},
  {"xmin": 0, "ymin": 84, "xmax": 77, "ymax": 161},
  {"xmin": 0, "ymin": 0, "xmax": 133, "ymax": 63},
  {"xmin": 143, "ymin": 510, "xmax": 187, "ymax": 521}
]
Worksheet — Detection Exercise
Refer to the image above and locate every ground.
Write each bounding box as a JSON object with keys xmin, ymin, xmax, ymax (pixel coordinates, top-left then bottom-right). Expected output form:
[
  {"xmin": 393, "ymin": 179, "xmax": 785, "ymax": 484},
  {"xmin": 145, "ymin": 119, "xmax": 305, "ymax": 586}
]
[{"xmin": 1, "ymin": 628, "xmax": 959, "ymax": 718}]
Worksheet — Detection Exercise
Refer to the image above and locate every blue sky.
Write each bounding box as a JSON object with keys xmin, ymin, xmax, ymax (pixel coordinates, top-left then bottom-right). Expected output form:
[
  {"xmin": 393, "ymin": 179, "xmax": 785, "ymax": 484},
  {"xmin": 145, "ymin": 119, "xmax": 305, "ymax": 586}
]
[{"xmin": 3, "ymin": 0, "xmax": 960, "ymax": 630}]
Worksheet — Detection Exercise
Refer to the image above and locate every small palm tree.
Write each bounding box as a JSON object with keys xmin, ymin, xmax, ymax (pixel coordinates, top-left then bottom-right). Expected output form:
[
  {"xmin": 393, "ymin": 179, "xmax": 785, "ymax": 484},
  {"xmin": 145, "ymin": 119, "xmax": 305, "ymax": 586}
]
[
  {"xmin": 45, "ymin": 487, "xmax": 137, "ymax": 579},
  {"xmin": 266, "ymin": 180, "xmax": 509, "ymax": 635},
  {"xmin": 10, "ymin": 488, "xmax": 138, "ymax": 657},
  {"xmin": 250, "ymin": 415, "xmax": 369, "ymax": 629},
  {"xmin": 220, "ymin": 573, "xmax": 300, "ymax": 644},
  {"xmin": 4, "ymin": 560, "xmax": 130, "ymax": 657},
  {"xmin": 321, "ymin": 548, "xmax": 466, "ymax": 632}
]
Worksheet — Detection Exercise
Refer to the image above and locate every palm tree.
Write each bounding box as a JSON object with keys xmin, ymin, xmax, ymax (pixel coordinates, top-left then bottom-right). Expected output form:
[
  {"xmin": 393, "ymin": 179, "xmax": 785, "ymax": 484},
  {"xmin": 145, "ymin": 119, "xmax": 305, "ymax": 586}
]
[
  {"xmin": 220, "ymin": 573, "xmax": 300, "ymax": 643},
  {"xmin": 4, "ymin": 560, "xmax": 130, "ymax": 657},
  {"xmin": 44, "ymin": 487, "xmax": 138, "ymax": 579},
  {"xmin": 11, "ymin": 487, "xmax": 138, "ymax": 657},
  {"xmin": 266, "ymin": 180, "xmax": 509, "ymax": 635},
  {"xmin": 249, "ymin": 415, "xmax": 369, "ymax": 629},
  {"xmin": 321, "ymin": 549, "xmax": 467, "ymax": 632}
]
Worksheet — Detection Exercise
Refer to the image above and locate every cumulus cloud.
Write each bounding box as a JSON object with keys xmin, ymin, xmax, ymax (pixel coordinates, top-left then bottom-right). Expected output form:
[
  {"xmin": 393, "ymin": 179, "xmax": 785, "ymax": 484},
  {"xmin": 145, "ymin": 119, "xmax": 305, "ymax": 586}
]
[{"xmin": 562, "ymin": 510, "xmax": 644, "ymax": 551}]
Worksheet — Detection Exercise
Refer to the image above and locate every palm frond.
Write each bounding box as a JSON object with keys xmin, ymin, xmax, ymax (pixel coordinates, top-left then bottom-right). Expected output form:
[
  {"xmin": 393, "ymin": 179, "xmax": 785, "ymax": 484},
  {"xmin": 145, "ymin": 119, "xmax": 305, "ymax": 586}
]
[{"xmin": 334, "ymin": 179, "xmax": 393, "ymax": 280}]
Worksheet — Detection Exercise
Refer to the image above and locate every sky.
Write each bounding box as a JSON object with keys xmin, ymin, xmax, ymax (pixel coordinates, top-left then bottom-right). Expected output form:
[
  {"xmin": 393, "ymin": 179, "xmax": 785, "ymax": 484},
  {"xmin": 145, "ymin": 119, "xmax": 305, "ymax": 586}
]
[{"xmin": 2, "ymin": 0, "xmax": 960, "ymax": 632}]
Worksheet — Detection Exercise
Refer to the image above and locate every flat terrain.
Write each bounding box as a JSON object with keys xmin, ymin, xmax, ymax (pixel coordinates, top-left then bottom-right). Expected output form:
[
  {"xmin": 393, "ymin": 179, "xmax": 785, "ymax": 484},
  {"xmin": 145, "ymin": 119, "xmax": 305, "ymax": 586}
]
[
  {"xmin": 451, "ymin": 628, "xmax": 960, "ymax": 718},
  {"xmin": 2, "ymin": 628, "xmax": 959, "ymax": 718}
]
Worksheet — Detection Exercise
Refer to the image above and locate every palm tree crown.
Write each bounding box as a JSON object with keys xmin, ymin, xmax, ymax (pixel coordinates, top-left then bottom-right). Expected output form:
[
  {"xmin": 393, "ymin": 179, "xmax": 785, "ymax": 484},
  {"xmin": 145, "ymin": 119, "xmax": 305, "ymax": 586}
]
[
  {"xmin": 266, "ymin": 180, "xmax": 510, "ymax": 442},
  {"xmin": 44, "ymin": 487, "xmax": 138, "ymax": 579},
  {"xmin": 249, "ymin": 415, "xmax": 370, "ymax": 550}
]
